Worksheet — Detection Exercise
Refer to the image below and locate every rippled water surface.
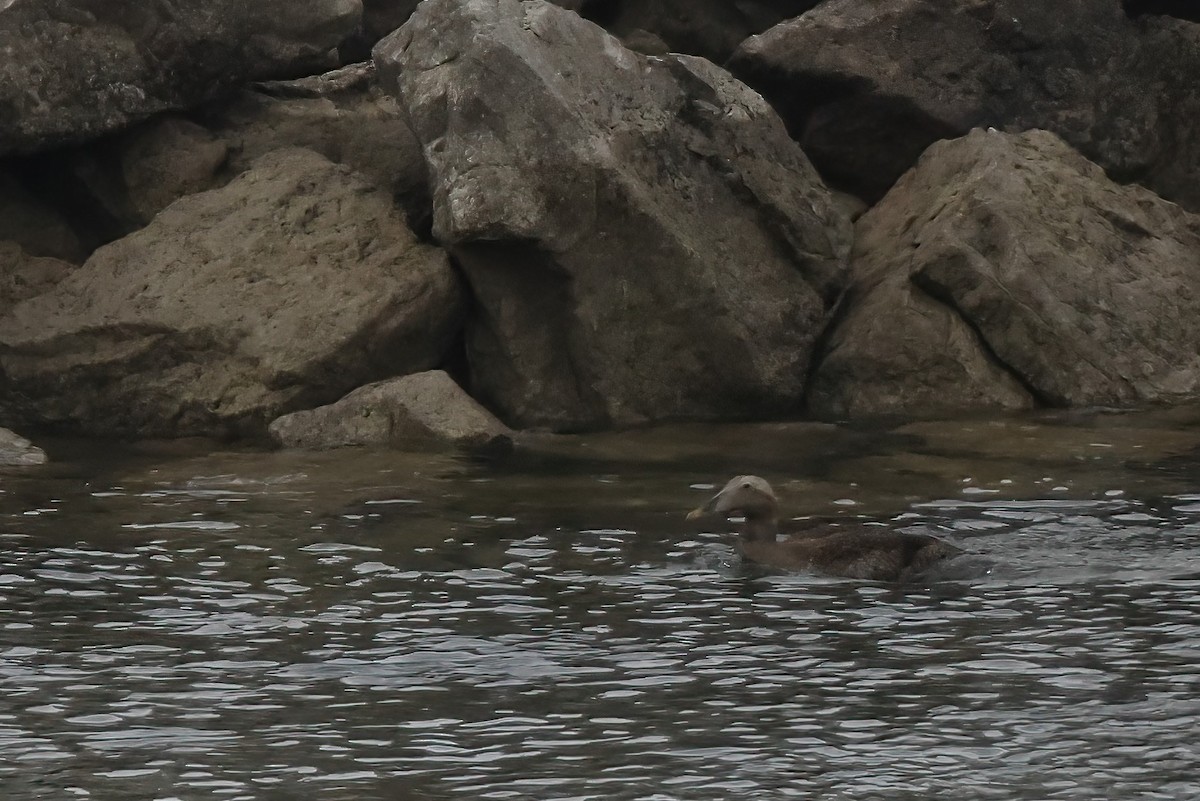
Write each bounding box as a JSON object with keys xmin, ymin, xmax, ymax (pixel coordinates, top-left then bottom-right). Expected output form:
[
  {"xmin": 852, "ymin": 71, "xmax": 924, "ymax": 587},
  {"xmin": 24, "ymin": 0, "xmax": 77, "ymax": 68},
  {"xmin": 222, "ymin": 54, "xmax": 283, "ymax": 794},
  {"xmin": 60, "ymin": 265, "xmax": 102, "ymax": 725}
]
[{"xmin": 3, "ymin": 410, "xmax": 1200, "ymax": 800}]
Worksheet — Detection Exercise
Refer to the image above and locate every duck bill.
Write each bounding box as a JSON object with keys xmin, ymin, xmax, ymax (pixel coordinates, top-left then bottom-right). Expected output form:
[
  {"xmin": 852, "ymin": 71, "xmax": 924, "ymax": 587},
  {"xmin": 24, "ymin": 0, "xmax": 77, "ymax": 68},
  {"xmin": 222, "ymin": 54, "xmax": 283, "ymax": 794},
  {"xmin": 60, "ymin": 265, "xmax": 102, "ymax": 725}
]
[{"xmin": 686, "ymin": 491, "xmax": 722, "ymax": 521}]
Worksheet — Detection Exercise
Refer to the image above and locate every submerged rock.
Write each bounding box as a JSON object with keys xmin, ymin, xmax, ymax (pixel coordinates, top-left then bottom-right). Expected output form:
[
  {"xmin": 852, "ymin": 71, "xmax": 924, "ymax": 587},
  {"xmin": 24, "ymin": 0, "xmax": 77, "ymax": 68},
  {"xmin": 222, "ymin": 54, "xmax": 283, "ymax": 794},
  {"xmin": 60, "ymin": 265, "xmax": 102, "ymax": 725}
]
[
  {"xmin": 730, "ymin": 0, "xmax": 1200, "ymax": 210},
  {"xmin": 269, "ymin": 370, "xmax": 513, "ymax": 452},
  {"xmin": 0, "ymin": 427, "xmax": 47, "ymax": 466},
  {"xmin": 809, "ymin": 129, "xmax": 1200, "ymax": 418},
  {"xmin": 0, "ymin": 148, "xmax": 462, "ymax": 438},
  {"xmin": 377, "ymin": 0, "xmax": 850, "ymax": 431}
]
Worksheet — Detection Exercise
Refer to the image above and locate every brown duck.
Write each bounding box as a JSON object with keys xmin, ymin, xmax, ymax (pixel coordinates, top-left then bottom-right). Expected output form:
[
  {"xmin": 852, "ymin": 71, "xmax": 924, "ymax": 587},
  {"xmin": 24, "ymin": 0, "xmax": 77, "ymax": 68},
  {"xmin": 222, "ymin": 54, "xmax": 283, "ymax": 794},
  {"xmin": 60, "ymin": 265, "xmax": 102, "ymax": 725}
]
[{"xmin": 687, "ymin": 475, "xmax": 961, "ymax": 582}]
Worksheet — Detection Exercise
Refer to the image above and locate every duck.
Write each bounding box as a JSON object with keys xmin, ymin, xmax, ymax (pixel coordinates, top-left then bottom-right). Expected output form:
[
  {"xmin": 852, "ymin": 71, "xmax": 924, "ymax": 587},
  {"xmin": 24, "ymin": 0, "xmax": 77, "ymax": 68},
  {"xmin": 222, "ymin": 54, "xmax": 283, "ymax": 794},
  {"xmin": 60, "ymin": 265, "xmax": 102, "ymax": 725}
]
[{"xmin": 686, "ymin": 475, "xmax": 961, "ymax": 582}]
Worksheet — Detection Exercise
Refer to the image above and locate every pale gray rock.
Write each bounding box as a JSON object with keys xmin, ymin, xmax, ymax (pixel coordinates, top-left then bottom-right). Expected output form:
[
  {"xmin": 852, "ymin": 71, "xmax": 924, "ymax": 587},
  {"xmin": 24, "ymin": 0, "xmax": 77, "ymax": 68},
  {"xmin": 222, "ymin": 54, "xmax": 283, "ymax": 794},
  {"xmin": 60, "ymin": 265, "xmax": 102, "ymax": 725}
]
[
  {"xmin": 809, "ymin": 129, "xmax": 1200, "ymax": 417},
  {"xmin": 0, "ymin": 427, "xmax": 47, "ymax": 467},
  {"xmin": 376, "ymin": 0, "xmax": 850, "ymax": 431},
  {"xmin": 270, "ymin": 370, "xmax": 513, "ymax": 452},
  {"xmin": 0, "ymin": 148, "xmax": 462, "ymax": 438}
]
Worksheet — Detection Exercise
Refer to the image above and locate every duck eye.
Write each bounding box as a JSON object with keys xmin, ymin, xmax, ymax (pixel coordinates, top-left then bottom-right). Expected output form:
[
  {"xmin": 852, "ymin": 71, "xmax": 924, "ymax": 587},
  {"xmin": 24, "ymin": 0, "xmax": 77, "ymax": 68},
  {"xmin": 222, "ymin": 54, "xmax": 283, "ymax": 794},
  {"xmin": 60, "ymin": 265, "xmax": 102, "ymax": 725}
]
[{"xmin": 741, "ymin": 482, "xmax": 751, "ymax": 489}]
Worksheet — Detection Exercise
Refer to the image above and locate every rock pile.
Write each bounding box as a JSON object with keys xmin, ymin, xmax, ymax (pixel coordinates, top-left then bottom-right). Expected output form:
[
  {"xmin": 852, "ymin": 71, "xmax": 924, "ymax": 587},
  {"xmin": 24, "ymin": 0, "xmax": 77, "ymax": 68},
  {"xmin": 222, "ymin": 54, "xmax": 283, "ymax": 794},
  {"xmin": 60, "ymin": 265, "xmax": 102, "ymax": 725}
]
[{"xmin": 2, "ymin": 0, "xmax": 1199, "ymax": 458}]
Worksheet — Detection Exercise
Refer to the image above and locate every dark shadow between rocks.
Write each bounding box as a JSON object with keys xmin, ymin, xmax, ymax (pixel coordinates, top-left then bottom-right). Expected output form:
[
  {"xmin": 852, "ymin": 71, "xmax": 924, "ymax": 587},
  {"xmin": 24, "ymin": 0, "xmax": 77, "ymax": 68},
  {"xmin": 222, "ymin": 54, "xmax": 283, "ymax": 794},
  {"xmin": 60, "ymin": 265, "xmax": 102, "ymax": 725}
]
[{"xmin": 1123, "ymin": 0, "xmax": 1200, "ymax": 23}]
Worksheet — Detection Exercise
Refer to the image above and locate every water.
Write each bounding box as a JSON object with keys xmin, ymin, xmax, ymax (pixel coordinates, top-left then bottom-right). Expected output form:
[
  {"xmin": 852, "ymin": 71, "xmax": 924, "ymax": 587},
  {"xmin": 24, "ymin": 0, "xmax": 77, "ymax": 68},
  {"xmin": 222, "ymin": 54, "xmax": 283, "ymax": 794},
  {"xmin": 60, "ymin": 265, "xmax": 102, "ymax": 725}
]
[{"xmin": 2, "ymin": 409, "xmax": 1200, "ymax": 800}]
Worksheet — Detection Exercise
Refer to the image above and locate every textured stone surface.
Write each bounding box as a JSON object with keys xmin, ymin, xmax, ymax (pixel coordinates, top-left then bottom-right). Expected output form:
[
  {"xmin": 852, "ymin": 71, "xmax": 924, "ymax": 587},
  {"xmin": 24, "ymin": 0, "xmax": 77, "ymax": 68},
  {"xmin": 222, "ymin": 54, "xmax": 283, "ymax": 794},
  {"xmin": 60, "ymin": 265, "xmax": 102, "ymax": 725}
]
[
  {"xmin": 270, "ymin": 370, "xmax": 513, "ymax": 451},
  {"xmin": 0, "ymin": 241, "xmax": 73, "ymax": 310},
  {"xmin": 809, "ymin": 129, "xmax": 1200, "ymax": 418},
  {"xmin": 0, "ymin": 148, "xmax": 462, "ymax": 438},
  {"xmin": 730, "ymin": 0, "xmax": 1200, "ymax": 209},
  {"xmin": 0, "ymin": 0, "xmax": 361, "ymax": 156},
  {"xmin": 202, "ymin": 63, "xmax": 430, "ymax": 228},
  {"xmin": 377, "ymin": 0, "xmax": 850, "ymax": 431}
]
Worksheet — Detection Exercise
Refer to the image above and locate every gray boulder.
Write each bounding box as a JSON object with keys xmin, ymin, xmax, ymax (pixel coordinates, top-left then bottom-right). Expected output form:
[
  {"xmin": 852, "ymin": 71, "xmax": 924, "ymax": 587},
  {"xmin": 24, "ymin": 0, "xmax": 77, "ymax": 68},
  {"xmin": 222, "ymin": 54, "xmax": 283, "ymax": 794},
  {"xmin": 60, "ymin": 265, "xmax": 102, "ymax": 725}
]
[
  {"xmin": 376, "ymin": 0, "xmax": 850, "ymax": 431},
  {"xmin": 0, "ymin": 148, "xmax": 462, "ymax": 438},
  {"xmin": 0, "ymin": 0, "xmax": 360, "ymax": 156},
  {"xmin": 0, "ymin": 427, "xmax": 47, "ymax": 467},
  {"xmin": 270, "ymin": 370, "xmax": 513, "ymax": 452},
  {"xmin": 808, "ymin": 129, "xmax": 1200, "ymax": 418},
  {"xmin": 730, "ymin": 0, "xmax": 1200, "ymax": 210}
]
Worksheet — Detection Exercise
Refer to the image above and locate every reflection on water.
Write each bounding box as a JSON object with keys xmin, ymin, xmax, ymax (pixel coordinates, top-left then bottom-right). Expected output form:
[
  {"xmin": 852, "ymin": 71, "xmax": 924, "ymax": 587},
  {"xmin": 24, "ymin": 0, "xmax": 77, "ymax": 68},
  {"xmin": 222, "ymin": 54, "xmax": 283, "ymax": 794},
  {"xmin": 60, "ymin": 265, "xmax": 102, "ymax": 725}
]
[{"xmin": 2, "ymin": 409, "xmax": 1200, "ymax": 800}]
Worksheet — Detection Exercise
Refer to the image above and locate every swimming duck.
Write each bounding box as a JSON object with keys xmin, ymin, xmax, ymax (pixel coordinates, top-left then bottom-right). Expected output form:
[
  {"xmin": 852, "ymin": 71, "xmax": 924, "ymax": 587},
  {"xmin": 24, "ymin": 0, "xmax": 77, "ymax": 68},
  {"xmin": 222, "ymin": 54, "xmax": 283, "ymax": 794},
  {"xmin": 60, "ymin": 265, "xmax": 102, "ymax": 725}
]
[{"xmin": 687, "ymin": 475, "xmax": 961, "ymax": 582}]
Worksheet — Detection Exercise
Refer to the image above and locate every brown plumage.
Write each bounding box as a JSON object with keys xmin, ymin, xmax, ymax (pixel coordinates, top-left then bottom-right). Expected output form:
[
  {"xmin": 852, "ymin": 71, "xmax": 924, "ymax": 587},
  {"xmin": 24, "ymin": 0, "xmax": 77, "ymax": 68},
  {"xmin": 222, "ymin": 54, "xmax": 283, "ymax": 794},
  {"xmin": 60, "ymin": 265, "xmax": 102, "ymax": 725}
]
[{"xmin": 687, "ymin": 475, "xmax": 961, "ymax": 582}]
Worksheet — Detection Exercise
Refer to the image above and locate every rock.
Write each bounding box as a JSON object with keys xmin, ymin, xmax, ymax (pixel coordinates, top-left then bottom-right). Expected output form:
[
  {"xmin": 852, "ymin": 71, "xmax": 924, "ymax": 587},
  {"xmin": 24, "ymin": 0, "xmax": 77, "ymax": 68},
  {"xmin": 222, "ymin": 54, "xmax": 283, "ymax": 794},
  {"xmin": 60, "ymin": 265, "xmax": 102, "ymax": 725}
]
[
  {"xmin": 0, "ymin": 0, "xmax": 360, "ymax": 156},
  {"xmin": 201, "ymin": 63, "xmax": 430, "ymax": 230},
  {"xmin": 0, "ymin": 148, "xmax": 463, "ymax": 438},
  {"xmin": 808, "ymin": 129, "xmax": 1200, "ymax": 418},
  {"xmin": 269, "ymin": 370, "xmax": 513, "ymax": 452},
  {"xmin": 57, "ymin": 118, "xmax": 230, "ymax": 237},
  {"xmin": 0, "ymin": 427, "xmax": 47, "ymax": 466},
  {"xmin": 0, "ymin": 170, "xmax": 86, "ymax": 262},
  {"xmin": 729, "ymin": 0, "xmax": 1200, "ymax": 209},
  {"xmin": 589, "ymin": 0, "xmax": 823, "ymax": 64},
  {"xmin": 0, "ymin": 242, "xmax": 73, "ymax": 309},
  {"xmin": 376, "ymin": 0, "xmax": 850, "ymax": 431}
]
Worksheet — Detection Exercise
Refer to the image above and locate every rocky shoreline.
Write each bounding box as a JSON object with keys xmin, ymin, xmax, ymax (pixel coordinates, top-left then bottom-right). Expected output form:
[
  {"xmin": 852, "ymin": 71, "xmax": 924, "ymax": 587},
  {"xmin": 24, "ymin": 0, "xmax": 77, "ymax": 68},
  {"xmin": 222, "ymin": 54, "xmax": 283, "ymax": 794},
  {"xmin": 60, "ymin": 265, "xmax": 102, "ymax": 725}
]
[{"xmin": 3, "ymin": 0, "xmax": 1200, "ymax": 459}]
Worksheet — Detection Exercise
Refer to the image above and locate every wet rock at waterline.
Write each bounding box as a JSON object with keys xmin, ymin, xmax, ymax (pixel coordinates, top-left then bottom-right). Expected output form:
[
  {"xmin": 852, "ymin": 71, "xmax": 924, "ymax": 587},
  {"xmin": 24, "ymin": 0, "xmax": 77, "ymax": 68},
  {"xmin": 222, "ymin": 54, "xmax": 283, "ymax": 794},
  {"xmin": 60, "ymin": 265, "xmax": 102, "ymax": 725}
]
[
  {"xmin": 377, "ymin": 0, "xmax": 851, "ymax": 431},
  {"xmin": 270, "ymin": 371, "xmax": 513, "ymax": 453},
  {"xmin": 0, "ymin": 427, "xmax": 46, "ymax": 467},
  {"xmin": 0, "ymin": 148, "xmax": 462, "ymax": 438},
  {"xmin": 730, "ymin": 0, "xmax": 1200, "ymax": 209},
  {"xmin": 0, "ymin": 0, "xmax": 360, "ymax": 156},
  {"xmin": 808, "ymin": 129, "xmax": 1200, "ymax": 418}
]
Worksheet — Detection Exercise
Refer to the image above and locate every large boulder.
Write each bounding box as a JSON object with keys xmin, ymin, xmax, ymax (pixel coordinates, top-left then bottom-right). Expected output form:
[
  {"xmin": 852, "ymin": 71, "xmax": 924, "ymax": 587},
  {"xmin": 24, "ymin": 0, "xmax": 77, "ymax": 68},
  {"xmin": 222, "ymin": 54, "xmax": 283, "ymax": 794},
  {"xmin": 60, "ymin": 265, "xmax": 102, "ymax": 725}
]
[
  {"xmin": 808, "ymin": 129, "xmax": 1200, "ymax": 418},
  {"xmin": 0, "ymin": 0, "xmax": 360, "ymax": 156},
  {"xmin": 269, "ymin": 370, "xmax": 513, "ymax": 452},
  {"xmin": 0, "ymin": 148, "xmax": 463, "ymax": 438},
  {"xmin": 376, "ymin": 0, "xmax": 851, "ymax": 431},
  {"xmin": 729, "ymin": 0, "xmax": 1200, "ymax": 209}
]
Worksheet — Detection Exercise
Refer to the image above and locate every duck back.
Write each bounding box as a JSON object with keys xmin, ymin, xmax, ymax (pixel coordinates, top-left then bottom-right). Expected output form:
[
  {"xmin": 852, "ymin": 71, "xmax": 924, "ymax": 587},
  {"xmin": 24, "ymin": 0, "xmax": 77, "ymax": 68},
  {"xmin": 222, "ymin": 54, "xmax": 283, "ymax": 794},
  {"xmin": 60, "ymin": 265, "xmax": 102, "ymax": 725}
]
[{"xmin": 741, "ymin": 528, "xmax": 961, "ymax": 582}]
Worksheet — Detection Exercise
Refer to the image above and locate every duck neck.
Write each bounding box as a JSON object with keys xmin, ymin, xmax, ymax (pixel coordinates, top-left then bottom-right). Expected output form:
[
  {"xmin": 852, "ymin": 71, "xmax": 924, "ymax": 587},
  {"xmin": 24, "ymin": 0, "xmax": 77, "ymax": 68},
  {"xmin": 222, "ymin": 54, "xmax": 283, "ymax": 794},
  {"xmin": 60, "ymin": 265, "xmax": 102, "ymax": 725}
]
[{"xmin": 738, "ymin": 512, "xmax": 779, "ymax": 543}]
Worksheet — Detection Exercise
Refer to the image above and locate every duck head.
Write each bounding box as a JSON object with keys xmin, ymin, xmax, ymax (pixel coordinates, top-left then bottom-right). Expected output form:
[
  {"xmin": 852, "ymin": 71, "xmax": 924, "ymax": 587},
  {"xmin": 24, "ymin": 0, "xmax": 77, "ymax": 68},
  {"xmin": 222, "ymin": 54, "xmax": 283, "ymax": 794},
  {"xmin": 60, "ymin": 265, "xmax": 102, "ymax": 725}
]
[{"xmin": 687, "ymin": 475, "xmax": 779, "ymax": 523}]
